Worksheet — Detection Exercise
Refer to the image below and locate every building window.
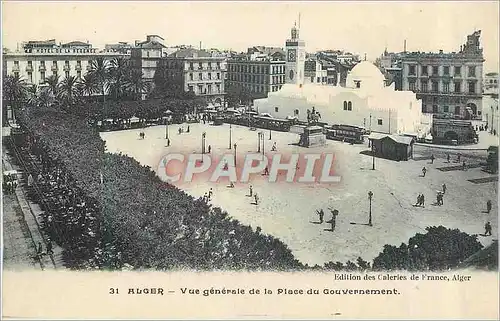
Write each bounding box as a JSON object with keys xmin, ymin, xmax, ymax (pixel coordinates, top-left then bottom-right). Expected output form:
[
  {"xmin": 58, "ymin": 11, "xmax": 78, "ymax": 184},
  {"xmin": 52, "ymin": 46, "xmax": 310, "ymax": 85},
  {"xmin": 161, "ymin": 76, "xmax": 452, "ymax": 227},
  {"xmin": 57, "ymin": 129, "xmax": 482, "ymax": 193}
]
[
  {"xmin": 40, "ymin": 71, "xmax": 45, "ymax": 82},
  {"xmin": 208, "ymin": 73, "xmax": 212, "ymax": 80},
  {"xmin": 198, "ymin": 62, "xmax": 202, "ymax": 70},
  {"xmin": 432, "ymin": 66, "xmax": 439, "ymax": 75},
  {"xmin": 443, "ymin": 106, "xmax": 449, "ymax": 113},
  {"xmin": 216, "ymin": 84, "xmax": 220, "ymax": 93},
  {"xmin": 355, "ymin": 81, "xmax": 361, "ymax": 88},
  {"xmin": 409, "ymin": 81, "xmax": 416, "ymax": 91},
  {"xmin": 468, "ymin": 81, "xmax": 475, "ymax": 94},
  {"xmin": 317, "ymin": 77, "xmax": 320, "ymax": 83},
  {"xmin": 443, "ymin": 82, "xmax": 450, "ymax": 93},
  {"xmin": 77, "ymin": 71, "xmax": 81, "ymax": 78},
  {"xmin": 198, "ymin": 84, "xmax": 203, "ymax": 93},
  {"xmin": 27, "ymin": 72, "xmax": 32, "ymax": 83},
  {"xmin": 454, "ymin": 66, "xmax": 461, "ymax": 76},
  {"xmin": 275, "ymin": 107, "xmax": 279, "ymax": 112},
  {"xmin": 421, "ymin": 81, "xmax": 428, "ymax": 92},
  {"xmin": 422, "ymin": 105, "xmax": 426, "ymax": 113},
  {"xmin": 199, "ymin": 73, "xmax": 203, "ymax": 80},
  {"xmin": 432, "ymin": 81, "xmax": 438, "ymax": 92},
  {"xmin": 443, "ymin": 66, "xmax": 450, "ymax": 75},
  {"xmin": 432, "ymin": 105, "xmax": 438, "ymax": 113},
  {"xmin": 455, "ymin": 106, "xmax": 461, "ymax": 115},
  {"xmin": 294, "ymin": 109, "xmax": 299, "ymax": 116},
  {"xmin": 343, "ymin": 101, "xmax": 348, "ymax": 110},
  {"xmin": 347, "ymin": 101, "xmax": 352, "ymax": 111},
  {"xmin": 217, "ymin": 62, "xmax": 221, "ymax": 69},
  {"xmin": 53, "ymin": 71, "xmax": 57, "ymax": 76},
  {"xmin": 188, "ymin": 85, "xmax": 194, "ymax": 92},
  {"xmin": 454, "ymin": 81, "xmax": 461, "ymax": 93},
  {"xmin": 421, "ymin": 65, "xmax": 428, "ymax": 76},
  {"xmin": 189, "ymin": 73, "xmax": 193, "ymax": 81},
  {"xmin": 409, "ymin": 65, "xmax": 416, "ymax": 75},
  {"xmin": 14, "ymin": 71, "xmax": 19, "ymax": 78},
  {"xmin": 377, "ymin": 119, "xmax": 383, "ymax": 125},
  {"xmin": 208, "ymin": 62, "xmax": 212, "ymax": 70},
  {"xmin": 217, "ymin": 73, "xmax": 220, "ymax": 80},
  {"xmin": 14, "ymin": 61, "xmax": 19, "ymax": 66},
  {"xmin": 207, "ymin": 84, "xmax": 212, "ymax": 94},
  {"xmin": 468, "ymin": 66, "xmax": 476, "ymax": 77},
  {"xmin": 189, "ymin": 62, "xmax": 194, "ymax": 70}
]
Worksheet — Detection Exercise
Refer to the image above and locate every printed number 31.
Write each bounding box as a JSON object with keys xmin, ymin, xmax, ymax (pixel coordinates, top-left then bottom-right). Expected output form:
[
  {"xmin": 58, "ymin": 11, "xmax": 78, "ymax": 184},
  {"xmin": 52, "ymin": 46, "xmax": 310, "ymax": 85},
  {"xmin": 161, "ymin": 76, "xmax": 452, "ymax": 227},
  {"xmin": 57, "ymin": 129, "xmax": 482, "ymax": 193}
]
[{"xmin": 109, "ymin": 288, "xmax": 119, "ymax": 294}]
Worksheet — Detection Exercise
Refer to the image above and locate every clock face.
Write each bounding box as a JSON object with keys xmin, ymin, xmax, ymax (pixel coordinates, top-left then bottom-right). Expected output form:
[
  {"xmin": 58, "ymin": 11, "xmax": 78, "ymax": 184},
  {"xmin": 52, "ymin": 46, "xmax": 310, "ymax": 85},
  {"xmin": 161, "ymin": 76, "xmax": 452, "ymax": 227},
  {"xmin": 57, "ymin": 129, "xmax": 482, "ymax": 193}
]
[
  {"xmin": 289, "ymin": 70, "xmax": 295, "ymax": 80},
  {"xmin": 288, "ymin": 49, "xmax": 297, "ymax": 62}
]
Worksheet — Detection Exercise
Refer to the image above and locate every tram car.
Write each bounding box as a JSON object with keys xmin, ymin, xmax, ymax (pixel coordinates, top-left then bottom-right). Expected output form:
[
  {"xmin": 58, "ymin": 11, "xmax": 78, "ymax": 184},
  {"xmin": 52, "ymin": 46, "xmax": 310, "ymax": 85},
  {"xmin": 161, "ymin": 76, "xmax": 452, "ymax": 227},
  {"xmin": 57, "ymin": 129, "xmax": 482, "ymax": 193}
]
[
  {"xmin": 253, "ymin": 116, "xmax": 292, "ymax": 132},
  {"xmin": 324, "ymin": 124, "xmax": 367, "ymax": 144}
]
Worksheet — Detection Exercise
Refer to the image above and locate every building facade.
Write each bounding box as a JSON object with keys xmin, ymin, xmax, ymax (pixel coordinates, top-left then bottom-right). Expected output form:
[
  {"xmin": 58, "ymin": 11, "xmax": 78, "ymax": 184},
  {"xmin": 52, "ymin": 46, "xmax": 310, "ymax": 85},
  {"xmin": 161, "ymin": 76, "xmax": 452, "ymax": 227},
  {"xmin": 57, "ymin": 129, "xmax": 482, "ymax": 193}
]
[
  {"xmin": 401, "ymin": 30, "xmax": 484, "ymax": 119},
  {"xmin": 160, "ymin": 48, "xmax": 226, "ymax": 106},
  {"xmin": 304, "ymin": 59, "xmax": 328, "ymax": 85},
  {"xmin": 484, "ymin": 72, "xmax": 499, "ymax": 95},
  {"xmin": 3, "ymin": 39, "xmax": 127, "ymax": 85},
  {"xmin": 227, "ymin": 57, "xmax": 286, "ymax": 99}
]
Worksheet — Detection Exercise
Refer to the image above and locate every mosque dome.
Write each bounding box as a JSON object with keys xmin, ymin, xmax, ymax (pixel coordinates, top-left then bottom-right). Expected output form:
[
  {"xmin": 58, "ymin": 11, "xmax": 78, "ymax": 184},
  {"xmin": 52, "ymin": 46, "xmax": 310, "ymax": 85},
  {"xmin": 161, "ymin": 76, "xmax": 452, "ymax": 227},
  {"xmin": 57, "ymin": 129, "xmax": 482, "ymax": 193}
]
[{"xmin": 346, "ymin": 61, "xmax": 386, "ymax": 91}]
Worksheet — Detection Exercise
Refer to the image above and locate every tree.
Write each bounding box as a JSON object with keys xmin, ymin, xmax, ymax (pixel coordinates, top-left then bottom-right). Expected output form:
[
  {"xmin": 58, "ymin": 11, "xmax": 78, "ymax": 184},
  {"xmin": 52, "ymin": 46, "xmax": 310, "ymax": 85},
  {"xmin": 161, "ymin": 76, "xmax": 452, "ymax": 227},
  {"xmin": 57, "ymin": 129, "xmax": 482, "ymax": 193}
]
[
  {"xmin": 109, "ymin": 57, "xmax": 130, "ymax": 100},
  {"xmin": 125, "ymin": 69, "xmax": 149, "ymax": 101},
  {"xmin": 78, "ymin": 73, "xmax": 100, "ymax": 99},
  {"xmin": 152, "ymin": 65, "xmax": 184, "ymax": 99},
  {"xmin": 45, "ymin": 74, "xmax": 60, "ymax": 97},
  {"xmin": 226, "ymin": 84, "xmax": 251, "ymax": 107},
  {"xmin": 89, "ymin": 58, "xmax": 111, "ymax": 103},
  {"xmin": 2, "ymin": 74, "xmax": 27, "ymax": 123},
  {"xmin": 59, "ymin": 76, "xmax": 81, "ymax": 107},
  {"xmin": 372, "ymin": 226, "xmax": 483, "ymax": 271}
]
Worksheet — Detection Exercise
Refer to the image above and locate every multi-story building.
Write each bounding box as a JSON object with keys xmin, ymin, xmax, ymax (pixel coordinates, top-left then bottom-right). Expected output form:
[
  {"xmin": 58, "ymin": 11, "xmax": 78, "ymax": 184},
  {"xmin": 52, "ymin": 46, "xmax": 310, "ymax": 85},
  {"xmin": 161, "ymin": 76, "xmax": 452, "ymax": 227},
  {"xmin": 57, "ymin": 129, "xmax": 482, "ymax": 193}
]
[
  {"xmin": 227, "ymin": 52, "xmax": 286, "ymax": 100},
  {"xmin": 130, "ymin": 35, "xmax": 166, "ymax": 97},
  {"xmin": 3, "ymin": 39, "xmax": 127, "ymax": 85},
  {"xmin": 105, "ymin": 42, "xmax": 134, "ymax": 55},
  {"xmin": 304, "ymin": 58, "xmax": 328, "ymax": 85},
  {"xmin": 401, "ymin": 30, "xmax": 484, "ymax": 119},
  {"xmin": 484, "ymin": 72, "xmax": 499, "ymax": 95},
  {"xmin": 160, "ymin": 48, "xmax": 226, "ymax": 106}
]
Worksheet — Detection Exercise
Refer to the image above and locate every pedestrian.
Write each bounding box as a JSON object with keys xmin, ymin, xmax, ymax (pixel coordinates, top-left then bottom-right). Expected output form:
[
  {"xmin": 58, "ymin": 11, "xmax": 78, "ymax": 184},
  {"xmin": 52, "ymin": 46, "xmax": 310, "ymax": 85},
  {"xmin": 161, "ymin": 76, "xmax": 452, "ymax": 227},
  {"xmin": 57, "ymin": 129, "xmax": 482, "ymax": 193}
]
[
  {"xmin": 167, "ymin": 138, "xmax": 171, "ymax": 147},
  {"xmin": 462, "ymin": 161, "xmax": 467, "ymax": 171},
  {"xmin": 422, "ymin": 167, "xmax": 427, "ymax": 177},
  {"xmin": 187, "ymin": 125, "xmax": 190, "ymax": 133},
  {"xmin": 420, "ymin": 194, "xmax": 425, "ymax": 207},
  {"xmin": 484, "ymin": 222, "xmax": 492, "ymax": 236},
  {"xmin": 208, "ymin": 188, "xmax": 213, "ymax": 199},
  {"xmin": 271, "ymin": 142, "xmax": 277, "ymax": 151},
  {"xmin": 316, "ymin": 209, "xmax": 325, "ymax": 223},
  {"xmin": 263, "ymin": 166, "xmax": 269, "ymax": 176},
  {"xmin": 442, "ymin": 183, "xmax": 447, "ymax": 194},
  {"xmin": 457, "ymin": 153, "xmax": 461, "ymax": 163},
  {"xmin": 178, "ymin": 128, "xmax": 182, "ymax": 135},
  {"xmin": 415, "ymin": 194, "xmax": 422, "ymax": 207},
  {"xmin": 203, "ymin": 193, "xmax": 208, "ymax": 203},
  {"xmin": 6, "ymin": 181, "xmax": 12, "ymax": 195},
  {"xmin": 208, "ymin": 145, "xmax": 211, "ymax": 153},
  {"xmin": 430, "ymin": 154, "xmax": 435, "ymax": 164},
  {"xmin": 37, "ymin": 242, "xmax": 43, "ymax": 255},
  {"xmin": 46, "ymin": 240, "xmax": 53, "ymax": 255},
  {"xmin": 27, "ymin": 173, "xmax": 34, "ymax": 187},
  {"xmin": 254, "ymin": 193, "xmax": 259, "ymax": 205},
  {"xmin": 487, "ymin": 200, "xmax": 492, "ymax": 213},
  {"xmin": 329, "ymin": 209, "xmax": 339, "ymax": 232},
  {"xmin": 447, "ymin": 154, "xmax": 450, "ymax": 163},
  {"xmin": 249, "ymin": 185, "xmax": 253, "ymax": 197},
  {"xmin": 229, "ymin": 181, "xmax": 235, "ymax": 188}
]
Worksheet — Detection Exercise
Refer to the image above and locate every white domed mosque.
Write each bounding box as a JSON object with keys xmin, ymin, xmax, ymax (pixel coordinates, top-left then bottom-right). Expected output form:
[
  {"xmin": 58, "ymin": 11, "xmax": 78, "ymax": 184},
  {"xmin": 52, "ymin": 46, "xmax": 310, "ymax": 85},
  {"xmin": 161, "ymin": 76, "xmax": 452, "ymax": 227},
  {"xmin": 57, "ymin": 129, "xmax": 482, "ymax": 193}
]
[{"xmin": 254, "ymin": 24, "xmax": 426, "ymax": 135}]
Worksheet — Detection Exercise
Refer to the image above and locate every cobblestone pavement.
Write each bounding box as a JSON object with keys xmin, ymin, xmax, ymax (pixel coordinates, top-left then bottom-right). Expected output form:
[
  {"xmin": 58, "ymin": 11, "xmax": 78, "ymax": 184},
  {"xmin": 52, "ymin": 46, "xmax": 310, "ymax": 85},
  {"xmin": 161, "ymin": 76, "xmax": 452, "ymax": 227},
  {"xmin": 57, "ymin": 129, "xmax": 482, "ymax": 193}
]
[{"xmin": 102, "ymin": 123, "xmax": 499, "ymax": 266}]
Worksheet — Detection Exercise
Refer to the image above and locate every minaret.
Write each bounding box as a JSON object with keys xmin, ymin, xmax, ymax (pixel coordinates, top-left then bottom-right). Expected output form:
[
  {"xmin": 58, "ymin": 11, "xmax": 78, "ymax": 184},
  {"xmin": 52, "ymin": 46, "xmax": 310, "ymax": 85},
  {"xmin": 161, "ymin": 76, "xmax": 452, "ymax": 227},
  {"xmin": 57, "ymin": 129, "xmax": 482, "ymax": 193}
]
[{"xmin": 285, "ymin": 16, "xmax": 305, "ymax": 86}]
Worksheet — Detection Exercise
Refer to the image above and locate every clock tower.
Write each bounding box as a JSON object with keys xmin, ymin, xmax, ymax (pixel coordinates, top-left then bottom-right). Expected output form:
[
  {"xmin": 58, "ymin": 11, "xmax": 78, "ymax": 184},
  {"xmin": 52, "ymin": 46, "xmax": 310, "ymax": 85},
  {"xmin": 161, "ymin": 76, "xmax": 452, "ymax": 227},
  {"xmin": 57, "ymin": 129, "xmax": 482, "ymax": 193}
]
[{"xmin": 285, "ymin": 20, "xmax": 305, "ymax": 85}]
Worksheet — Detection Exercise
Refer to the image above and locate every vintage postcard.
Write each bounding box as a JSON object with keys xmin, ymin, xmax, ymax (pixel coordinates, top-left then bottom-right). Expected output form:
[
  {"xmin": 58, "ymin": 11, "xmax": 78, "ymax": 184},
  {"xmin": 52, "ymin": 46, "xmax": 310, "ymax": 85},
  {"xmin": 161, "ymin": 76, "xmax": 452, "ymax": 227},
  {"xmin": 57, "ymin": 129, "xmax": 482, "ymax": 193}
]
[{"xmin": 1, "ymin": 1, "xmax": 499, "ymax": 319}]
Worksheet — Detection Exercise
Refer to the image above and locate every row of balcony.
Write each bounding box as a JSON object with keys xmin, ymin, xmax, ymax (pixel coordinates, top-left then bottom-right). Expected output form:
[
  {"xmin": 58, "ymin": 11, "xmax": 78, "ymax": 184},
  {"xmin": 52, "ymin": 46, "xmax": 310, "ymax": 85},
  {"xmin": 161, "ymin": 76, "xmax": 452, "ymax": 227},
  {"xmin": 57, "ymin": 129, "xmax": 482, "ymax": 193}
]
[
  {"xmin": 23, "ymin": 64, "xmax": 86, "ymax": 72},
  {"xmin": 414, "ymin": 90, "xmax": 481, "ymax": 97},
  {"xmin": 407, "ymin": 74, "xmax": 477, "ymax": 79}
]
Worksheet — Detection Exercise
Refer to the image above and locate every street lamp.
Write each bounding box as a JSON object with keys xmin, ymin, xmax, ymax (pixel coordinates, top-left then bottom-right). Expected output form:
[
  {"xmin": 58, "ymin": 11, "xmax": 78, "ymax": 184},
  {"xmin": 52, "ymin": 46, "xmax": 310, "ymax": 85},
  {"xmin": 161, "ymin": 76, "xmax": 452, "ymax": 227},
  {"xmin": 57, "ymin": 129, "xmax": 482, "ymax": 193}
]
[
  {"xmin": 165, "ymin": 120, "xmax": 169, "ymax": 139},
  {"xmin": 368, "ymin": 191, "xmax": 373, "ymax": 226},
  {"xmin": 262, "ymin": 132, "xmax": 265, "ymax": 156},
  {"xmin": 372, "ymin": 145, "xmax": 376, "ymax": 170},
  {"xmin": 229, "ymin": 124, "xmax": 232, "ymax": 149},
  {"xmin": 202, "ymin": 132, "xmax": 206, "ymax": 155},
  {"xmin": 269, "ymin": 129, "xmax": 272, "ymax": 140},
  {"xmin": 234, "ymin": 143, "xmax": 237, "ymax": 167},
  {"xmin": 257, "ymin": 132, "xmax": 261, "ymax": 153}
]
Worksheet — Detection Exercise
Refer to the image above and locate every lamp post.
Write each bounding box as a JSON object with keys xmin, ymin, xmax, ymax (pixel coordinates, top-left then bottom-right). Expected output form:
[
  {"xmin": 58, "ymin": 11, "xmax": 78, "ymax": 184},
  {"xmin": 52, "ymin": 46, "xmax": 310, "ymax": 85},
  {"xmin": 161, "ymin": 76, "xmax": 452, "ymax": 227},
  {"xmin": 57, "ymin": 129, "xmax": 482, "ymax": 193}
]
[
  {"xmin": 269, "ymin": 129, "xmax": 272, "ymax": 140},
  {"xmin": 234, "ymin": 143, "xmax": 237, "ymax": 167},
  {"xmin": 261, "ymin": 132, "xmax": 265, "ymax": 156},
  {"xmin": 202, "ymin": 132, "xmax": 206, "ymax": 155},
  {"xmin": 165, "ymin": 120, "xmax": 169, "ymax": 139},
  {"xmin": 368, "ymin": 191, "xmax": 373, "ymax": 226},
  {"xmin": 257, "ymin": 132, "xmax": 261, "ymax": 153},
  {"xmin": 229, "ymin": 124, "xmax": 232, "ymax": 149},
  {"xmin": 372, "ymin": 146, "xmax": 376, "ymax": 170}
]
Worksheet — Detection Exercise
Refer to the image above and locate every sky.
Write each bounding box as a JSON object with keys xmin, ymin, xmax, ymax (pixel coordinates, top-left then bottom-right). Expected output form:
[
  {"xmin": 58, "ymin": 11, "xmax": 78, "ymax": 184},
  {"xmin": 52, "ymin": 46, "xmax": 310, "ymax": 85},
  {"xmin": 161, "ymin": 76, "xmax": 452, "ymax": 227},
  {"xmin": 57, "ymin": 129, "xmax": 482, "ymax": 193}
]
[{"xmin": 2, "ymin": 1, "xmax": 499, "ymax": 71}]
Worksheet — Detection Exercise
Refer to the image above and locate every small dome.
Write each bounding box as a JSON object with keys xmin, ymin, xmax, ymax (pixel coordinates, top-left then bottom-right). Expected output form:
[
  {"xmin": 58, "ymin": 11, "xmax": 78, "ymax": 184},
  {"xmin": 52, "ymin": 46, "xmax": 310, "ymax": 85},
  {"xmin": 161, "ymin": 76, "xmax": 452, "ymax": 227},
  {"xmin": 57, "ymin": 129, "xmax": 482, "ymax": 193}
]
[{"xmin": 346, "ymin": 61, "xmax": 385, "ymax": 90}]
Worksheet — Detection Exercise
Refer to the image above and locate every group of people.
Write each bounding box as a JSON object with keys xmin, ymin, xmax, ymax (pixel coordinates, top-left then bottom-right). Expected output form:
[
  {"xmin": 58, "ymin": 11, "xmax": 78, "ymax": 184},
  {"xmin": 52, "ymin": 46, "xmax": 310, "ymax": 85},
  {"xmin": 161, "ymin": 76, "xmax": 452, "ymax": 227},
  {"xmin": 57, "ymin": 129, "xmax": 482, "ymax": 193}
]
[
  {"xmin": 315, "ymin": 208, "xmax": 339, "ymax": 232},
  {"xmin": 178, "ymin": 125, "xmax": 190, "ymax": 135},
  {"xmin": 2, "ymin": 173, "xmax": 18, "ymax": 195}
]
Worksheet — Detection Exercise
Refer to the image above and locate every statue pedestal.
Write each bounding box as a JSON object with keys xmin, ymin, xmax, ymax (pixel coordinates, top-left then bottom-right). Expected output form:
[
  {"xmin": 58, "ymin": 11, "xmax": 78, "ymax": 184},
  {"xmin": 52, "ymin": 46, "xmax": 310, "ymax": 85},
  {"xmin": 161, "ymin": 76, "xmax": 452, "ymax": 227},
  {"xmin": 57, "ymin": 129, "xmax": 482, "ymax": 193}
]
[{"xmin": 299, "ymin": 125, "xmax": 326, "ymax": 147}]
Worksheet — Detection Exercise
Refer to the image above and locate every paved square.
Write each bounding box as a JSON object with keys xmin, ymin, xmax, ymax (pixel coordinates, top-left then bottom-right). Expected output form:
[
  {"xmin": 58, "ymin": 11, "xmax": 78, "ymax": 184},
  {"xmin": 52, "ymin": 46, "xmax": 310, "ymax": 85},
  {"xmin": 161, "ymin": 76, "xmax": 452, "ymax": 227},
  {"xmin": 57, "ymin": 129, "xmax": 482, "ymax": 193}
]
[{"xmin": 102, "ymin": 123, "xmax": 498, "ymax": 266}]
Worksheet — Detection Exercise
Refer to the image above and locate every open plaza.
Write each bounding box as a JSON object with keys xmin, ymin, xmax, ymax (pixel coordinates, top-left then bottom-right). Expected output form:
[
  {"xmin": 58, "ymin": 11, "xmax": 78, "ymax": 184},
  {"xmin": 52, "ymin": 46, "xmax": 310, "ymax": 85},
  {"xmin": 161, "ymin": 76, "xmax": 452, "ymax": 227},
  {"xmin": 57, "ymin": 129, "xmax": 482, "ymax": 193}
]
[{"xmin": 102, "ymin": 123, "xmax": 498, "ymax": 266}]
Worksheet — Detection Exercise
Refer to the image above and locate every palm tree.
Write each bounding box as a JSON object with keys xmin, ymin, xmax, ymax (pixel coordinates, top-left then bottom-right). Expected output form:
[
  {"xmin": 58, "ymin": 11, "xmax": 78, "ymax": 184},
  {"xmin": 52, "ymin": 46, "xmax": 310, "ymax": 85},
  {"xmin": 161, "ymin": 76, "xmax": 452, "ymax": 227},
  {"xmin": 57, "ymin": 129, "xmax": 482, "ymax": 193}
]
[
  {"xmin": 125, "ymin": 69, "xmax": 148, "ymax": 101},
  {"xmin": 37, "ymin": 87, "xmax": 55, "ymax": 109},
  {"xmin": 45, "ymin": 74, "xmax": 60, "ymax": 97},
  {"xmin": 2, "ymin": 74, "xmax": 27, "ymax": 123},
  {"xmin": 109, "ymin": 57, "xmax": 129, "ymax": 100},
  {"xmin": 59, "ymin": 76, "xmax": 81, "ymax": 107},
  {"xmin": 77, "ymin": 73, "xmax": 99, "ymax": 99},
  {"xmin": 89, "ymin": 58, "xmax": 111, "ymax": 103}
]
